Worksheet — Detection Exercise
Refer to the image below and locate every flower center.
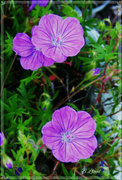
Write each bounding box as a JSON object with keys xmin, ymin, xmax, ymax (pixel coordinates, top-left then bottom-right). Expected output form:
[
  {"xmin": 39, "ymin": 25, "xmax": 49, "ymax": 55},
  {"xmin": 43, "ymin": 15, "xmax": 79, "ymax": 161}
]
[
  {"xmin": 35, "ymin": 47, "xmax": 41, "ymax": 51},
  {"xmin": 52, "ymin": 36, "xmax": 61, "ymax": 47},
  {"xmin": 62, "ymin": 131, "xmax": 74, "ymax": 143}
]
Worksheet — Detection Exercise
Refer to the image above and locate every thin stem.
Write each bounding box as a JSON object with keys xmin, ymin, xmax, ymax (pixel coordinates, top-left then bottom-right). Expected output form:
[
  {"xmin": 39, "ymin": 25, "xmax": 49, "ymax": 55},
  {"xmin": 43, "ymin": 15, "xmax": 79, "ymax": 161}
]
[
  {"xmin": 75, "ymin": 170, "xmax": 90, "ymax": 180},
  {"xmin": 26, "ymin": 151, "xmax": 32, "ymax": 180},
  {"xmin": 53, "ymin": 76, "xmax": 105, "ymax": 111},
  {"xmin": 0, "ymin": 54, "xmax": 17, "ymax": 97},
  {"xmin": 89, "ymin": 90, "xmax": 102, "ymax": 114},
  {"xmin": 46, "ymin": 66, "xmax": 68, "ymax": 93},
  {"xmin": 112, "ymin": 5, "xmax": 121, "ymax": 26},
  {"xmin": 53, "ymin": 161, "xmax": 60, "ymax": 172},
  {"xmin": 112, "ymin": 37, "xmax": 119, "ymax": 52},
  {"xmin": 108, "ymin": 20, "xmax": 112, "ymax": 45},
  {"xmin": 97, "ymin": 136, "xmax": 121, "ymax": 148},
  {"xmin": 103, "ymin": 153, "xmax": 121, "ymax": 160},
  {"xmin": 107, "ymin": 109, "xmax": 122, "ymax": 117},
  {"xmin": 29, "ymin": 127, "xmax": 42, "ymax": 138},
  {"xmin": 39, "ymin": 144, "xmax": 46, "ymax": 149},
  {"xmin": 71, "ymin": 79, "xmax": 85, "ymax": 92}
]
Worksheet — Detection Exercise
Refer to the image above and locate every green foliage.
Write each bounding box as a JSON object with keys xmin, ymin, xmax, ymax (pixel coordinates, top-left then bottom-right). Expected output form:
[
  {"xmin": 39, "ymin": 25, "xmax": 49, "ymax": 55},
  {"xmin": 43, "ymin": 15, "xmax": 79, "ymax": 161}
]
[
  {"xmin": 1, "ymin": 0, "xmax": 121, "ymax": 180},
  {"xmin": 30, "ymin": 3, "xmax": 53, "ymax": 19},
  {"xmin": 3, "ymin": 32, "xmax": 13, "ymax": 57}
]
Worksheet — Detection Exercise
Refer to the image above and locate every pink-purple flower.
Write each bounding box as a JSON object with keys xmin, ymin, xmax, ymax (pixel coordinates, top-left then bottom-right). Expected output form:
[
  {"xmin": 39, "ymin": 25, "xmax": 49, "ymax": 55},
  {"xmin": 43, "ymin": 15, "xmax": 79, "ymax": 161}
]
[
  {"xmin": 41, "ymin": 106, "xmax": 97, "ymax": 163},
  {"xmin": 0, "ymin": 132, "xmax": 5, "ymax": 146},
  {"xmin": 13, "ymin": 33, "xmax": 55, "ymax": 70},
  {"xmin": 32, "ymin": 14, "xmax": 85, "ymax": 62},
  {"xmin": 29, "ymin": 0, "xmax": 49, "ymax": 11}
]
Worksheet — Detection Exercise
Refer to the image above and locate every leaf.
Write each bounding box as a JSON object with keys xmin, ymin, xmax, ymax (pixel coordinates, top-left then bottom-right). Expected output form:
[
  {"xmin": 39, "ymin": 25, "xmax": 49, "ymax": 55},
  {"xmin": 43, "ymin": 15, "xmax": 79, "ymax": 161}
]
[
  {"xmin": 23, "ymin": 117, "xmax": 32, "ymax": 126},
  {"xmin": 3, "ymin": 32, "xmax": 13, "ymax": 57},
  {"xmin": 61, "ymin": 164, "xmax": 69, "ymax": 177},
  {"xmin": 21, "ymin": 71, "xmax": 42, "ymax": 85},
  {"xmin": 66, "ymin": 103, "xmax": 79, "ymax": 111},
  {"xmin": 61, "ymin": 5, "xmax": 78, "ymax": 18},
  {"xmin": 11, "ymin": 149, "xmax": 17, "ymax": 159},
  {"xmin": 83, "ymin": 9, "xmax": 88, "ymax": 20}
]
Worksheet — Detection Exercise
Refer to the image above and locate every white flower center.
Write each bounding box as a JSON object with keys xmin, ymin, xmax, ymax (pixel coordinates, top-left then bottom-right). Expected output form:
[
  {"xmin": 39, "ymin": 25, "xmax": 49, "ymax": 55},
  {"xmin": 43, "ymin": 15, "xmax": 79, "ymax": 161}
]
[
  {"xmin": 35, "ymin": 47, "xmax": 41, "ymax": 51},
  {"xmin": 52, "ymin": 36, "xmax": 61, "ymax": 47},
  {"xmin": 62, "ymin": 131, "xmax": 74, "ymax": 143}
]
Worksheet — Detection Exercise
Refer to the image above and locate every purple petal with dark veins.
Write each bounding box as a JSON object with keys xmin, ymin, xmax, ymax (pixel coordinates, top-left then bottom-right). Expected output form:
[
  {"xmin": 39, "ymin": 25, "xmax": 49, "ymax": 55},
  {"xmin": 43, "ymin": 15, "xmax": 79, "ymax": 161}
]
[{"xmin": 13, "ymin": 33, "xmax": 35, "ymax": 57}]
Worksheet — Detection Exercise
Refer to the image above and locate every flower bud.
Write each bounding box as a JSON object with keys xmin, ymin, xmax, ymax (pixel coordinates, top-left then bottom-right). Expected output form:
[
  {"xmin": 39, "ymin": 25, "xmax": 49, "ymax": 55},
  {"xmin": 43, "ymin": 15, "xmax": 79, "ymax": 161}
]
[
  {"xmin": 3, "ymin": 155, "xmax": 13, "ymax": 169},
  {"xmin": 85, "ymin": 68, "xmax": 100, "ymax": 80},
  {"xmin": 92, "ymin": 68, "xmax": 100, "ymax": 75},
  {"xmin": 98, "ymin": 21, "xmax": 105, "ymax": 31},
  {"xmin": 42, "ymin": 100, "xmax": 50, "ymax": 110}
]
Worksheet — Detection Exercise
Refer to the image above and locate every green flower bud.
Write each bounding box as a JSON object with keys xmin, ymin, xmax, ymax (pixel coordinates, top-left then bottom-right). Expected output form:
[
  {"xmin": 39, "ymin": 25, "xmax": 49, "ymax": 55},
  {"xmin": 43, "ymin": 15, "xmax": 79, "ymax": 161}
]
[
  {"xmin": 3, "ymin": 155, "xmax": 13, "ymax": 169},
  {"xmin": 98, "ymin": 21, "xmax": 105, "ymax": 31}
]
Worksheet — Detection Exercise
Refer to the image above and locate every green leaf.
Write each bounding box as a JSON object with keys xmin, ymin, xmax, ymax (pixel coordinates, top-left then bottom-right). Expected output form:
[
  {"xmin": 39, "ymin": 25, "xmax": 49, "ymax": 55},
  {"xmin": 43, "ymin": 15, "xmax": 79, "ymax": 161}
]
[
  {"xmin": 66, "ymin": 103, "xmax": 79, "ymax": 111},
  {"xmin": 61, "ymin": 5, "xmax": 78, "ymax": 18},
  {"xmin": 11, "ymin": 149, "xmax": 17, "ymax": 159},
  {"xmin": 61, "ymin": 163, "xmax": 69, "ymax": 177},
  {"xmin": 3, "ymin": 32, "xmax": 13, "ymax": 57},
  {"xmin": 23, "ymin": 117, "xmax": 32, "ymax": 126}
]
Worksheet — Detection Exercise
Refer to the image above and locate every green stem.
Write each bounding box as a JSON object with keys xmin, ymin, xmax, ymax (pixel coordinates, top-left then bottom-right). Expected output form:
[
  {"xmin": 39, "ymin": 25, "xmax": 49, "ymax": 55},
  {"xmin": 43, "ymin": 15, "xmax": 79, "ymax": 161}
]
[
  {"xmin": 53, "ymin": 75, "xmax": 105, "ymax": 111},
  {"xmin": 46, "ymin": 66, "xmax": 68, "ymax": 93},
  {"xmin": 71, "ymin": 79, "xmax": 85, "ymax": 92}
]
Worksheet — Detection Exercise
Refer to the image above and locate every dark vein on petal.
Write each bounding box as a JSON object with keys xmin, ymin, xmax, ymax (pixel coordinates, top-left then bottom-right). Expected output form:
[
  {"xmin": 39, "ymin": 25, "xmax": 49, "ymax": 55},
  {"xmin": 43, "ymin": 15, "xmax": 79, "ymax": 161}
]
[
  {"xmin": 74, "ymin": 141, "xmax": 94, "ymax": 151},
  {"xmin": 61, "ymin": 26, "xmax": 78, "ymax": 40},
  {"xmin": 71, "ymin": 117, "xmax": 92, "ymax": 133}
]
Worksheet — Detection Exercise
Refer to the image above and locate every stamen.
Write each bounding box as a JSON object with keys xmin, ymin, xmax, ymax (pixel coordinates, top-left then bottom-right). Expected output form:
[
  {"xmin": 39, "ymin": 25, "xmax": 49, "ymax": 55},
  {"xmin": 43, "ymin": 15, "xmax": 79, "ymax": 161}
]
[
  {"xmin": 62, "ymin": 131, "xmax": 74, "ymax": 143},
  {"xmin": 52, "ymin": 36, "xmax": 61, "ymax": 47}
]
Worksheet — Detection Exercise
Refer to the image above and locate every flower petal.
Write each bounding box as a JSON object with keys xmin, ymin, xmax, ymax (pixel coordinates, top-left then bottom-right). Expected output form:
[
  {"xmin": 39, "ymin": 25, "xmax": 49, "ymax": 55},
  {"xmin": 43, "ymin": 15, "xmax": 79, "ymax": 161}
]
[
  {"xmin": 60, "ymin": 17, "xmax": 85, "ymax": 56},
  {"xmin": 52, "ymin": 142, "xmax": 79, "ymax": 162},
  {"xmin": 42, "ymin": 46, "xmax": 67, "ymax": 62},
  {"xmin": 70, "ymin": 135, "xmax": 97, "ymax": 159},
  {"xmin": 20, "ymin": 50, "xmax": 53, "ymax": 70},
  {"xmin": 60, "ymin": 36, "xmax": 85, "ymax": 57},
  {"xmin": 43, "ymin": 55, "xmax": 55, "ymax": 66},
  {"xmin": 38, "ymin": 0, "xmax": 49, "ymax": 7},
  {"xmin": 41, "ymin": 121, "xmax": 61, "ymax": 149},
  {"xmin": 52, "ymin": 106, "xmax": 77, "ymax": 133},
  {"xmin": 39, "ymin": 14, "xmax": 63, "ymax": 36},
  {"xmin": 13, "ymin": 33, "xmax": 35, "ymax": 57},
  {"xmin": 42, "ymin": 135, "xmax": 62, "ymax": 150},
  {"xmin": 29, "ymin": 0, "xmax": 37, "ymax": 11},
  {"xmin": 32, "ymin": 25, "xmax": 51, "ymax": 49},
  {"xmin": 60, "ymin": 17, "xmax": 83, "ymax": 37},
  {"xmin": 71, "ymin": 111, "xmax": 96, "ymax": 138},
  {"xmin": 42, "ymin": 121, "xmax": 61, "ymax": 137}
]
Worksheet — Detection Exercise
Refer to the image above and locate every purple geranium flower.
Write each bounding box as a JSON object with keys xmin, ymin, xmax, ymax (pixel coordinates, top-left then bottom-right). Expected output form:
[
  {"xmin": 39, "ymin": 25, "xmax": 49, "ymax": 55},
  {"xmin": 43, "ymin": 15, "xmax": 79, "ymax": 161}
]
[
  {"xmin": 0, "ymin": 132, "xmax": 5, "ymax": 146},
  {"xmin": 41, "ymin": 106, "xmax": 97, "ymax": 163},
  {"xmin": 92, "ymin": 68, "xmax": 100, "ymax": 75},
  {"xmin": 13, "ymin": 33, "xmax": 55, "ymax": 70},
  {"xmin": 15, "ymin": 167, "xmax": 23, "ymax": 176},
  {"xmin": 29, "ymin": 0, "xmax": 49, "ymax": 11},
  {"xmin": 32, "ymin": 14, "xmax": 85, "ymax": 62}
]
